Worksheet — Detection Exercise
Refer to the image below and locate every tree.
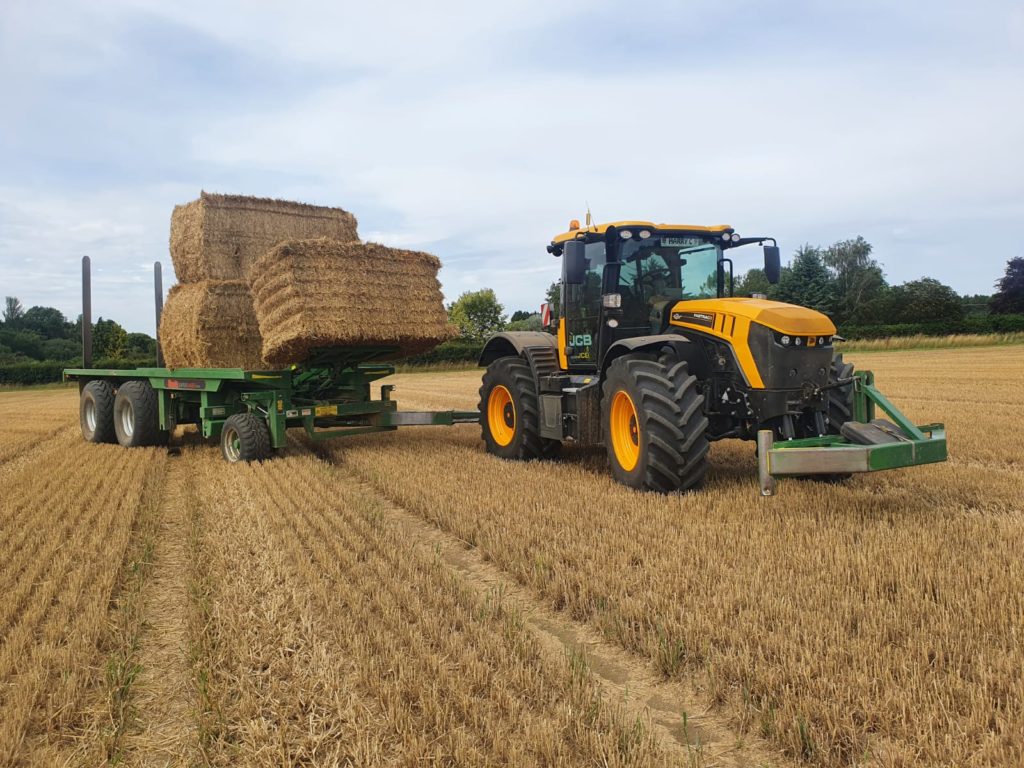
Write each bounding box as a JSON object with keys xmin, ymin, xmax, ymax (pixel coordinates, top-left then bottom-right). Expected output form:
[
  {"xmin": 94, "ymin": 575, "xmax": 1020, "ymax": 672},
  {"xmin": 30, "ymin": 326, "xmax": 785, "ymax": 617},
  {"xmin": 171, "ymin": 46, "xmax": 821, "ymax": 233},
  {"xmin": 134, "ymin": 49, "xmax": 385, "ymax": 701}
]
[
  {"xmin": 126, "ymin": 332, "xmax": 157, "ymax": 359},
  {"xmin": 509, "ymin": 310, "xmax": 533, "ymax": 323},
  {"xmin": 773, "ymin": 246, "xmax": 837, "ymax": 317},
  {"xmin": 733, "ymin": 268, "xmax": 772, "ymax": 297},
  {"xmin": 545, "ymin": 282, "xmax": 560, "ymax": 319},
  {"xmin": 447, "ymin": 289, "xmax": 506, "ymax": 343},
  {"xmin": 960, "ymin": 294, "xmax": 991, "ymax": 317},
  {"xmin": 3, "ymin": 297, "xmax": 24, "ymax": 327},
  {"xmin": 885, "ymin": 278, "xmax": 964, "ymax": 324},
  {"xmin": 990, "ymin": 256, "xmax": 1024, "ymax": 314},
  {"xmin": 41, "ymin": 337, "xmax": 80, "ymax": 362},
  {"xmin": 21, "ymin": 306, "xmax": 71, "ymax": 339},
  {"xmin": 822, "ymin": 237, "xmax": 887, "ymax": 324},
  {"xmin": 92, "ymin": 317, "xmax": 128, "ymax": 359},
  {"xmin": 507, "ymin": 313, "xmax": 542, "ymax": 331}
]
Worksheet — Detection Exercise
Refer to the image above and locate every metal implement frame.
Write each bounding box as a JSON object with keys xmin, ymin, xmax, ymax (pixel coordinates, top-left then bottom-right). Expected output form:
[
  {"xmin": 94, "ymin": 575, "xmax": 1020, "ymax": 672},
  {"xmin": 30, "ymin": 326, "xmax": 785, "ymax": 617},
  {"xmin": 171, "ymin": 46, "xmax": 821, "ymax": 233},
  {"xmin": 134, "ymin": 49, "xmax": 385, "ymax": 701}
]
[{"xmin": 757, "ymin": 371, "xmax": 946, "ymax": 496}]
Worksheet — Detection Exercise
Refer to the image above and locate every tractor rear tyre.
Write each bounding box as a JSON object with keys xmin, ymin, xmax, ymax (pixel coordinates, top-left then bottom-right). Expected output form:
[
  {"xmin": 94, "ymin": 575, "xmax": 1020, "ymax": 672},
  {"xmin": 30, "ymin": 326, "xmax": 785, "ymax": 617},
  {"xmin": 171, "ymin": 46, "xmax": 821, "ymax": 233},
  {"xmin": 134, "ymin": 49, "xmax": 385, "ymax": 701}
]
[
  {"xmin": 220, "ymin": 412, "xmax": 272, "ymax": 463},
  {"xmin": 602, "ymin": 355, "xmax": 709, "ymax": 493},
  {"xmin": 479, "ymin": 356, "xmax": 560, "ymax": 460},
  {"xmin": 113, "ymin": 381, "xmax": 167, "ymax": 447},
  {"xmin": 80, "ymin": 380, "xmax": 116, "ymax": 443}
]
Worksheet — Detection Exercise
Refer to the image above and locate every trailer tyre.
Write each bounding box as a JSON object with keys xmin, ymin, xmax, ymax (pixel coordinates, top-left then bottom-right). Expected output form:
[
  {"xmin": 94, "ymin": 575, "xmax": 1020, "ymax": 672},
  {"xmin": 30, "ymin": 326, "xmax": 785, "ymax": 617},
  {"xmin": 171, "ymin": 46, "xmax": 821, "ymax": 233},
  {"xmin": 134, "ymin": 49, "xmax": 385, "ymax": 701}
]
[
  {"xmin": 479, "ymin": 356, "xmax": 560, "ymax": 461},
  {"xmin": 80, "ymin": 380, "xmax": 117, "ymax": 443},
  {"xmin": 603, "ymin": 355, "xmax": 709, "ymax": 493},
  {"xmin": 114, "ymin": 380, "xmax": 167, "ymax": 447},
  {"xmin": 221, "ymin": 412, "xmax": 272, "ymax": 463}
]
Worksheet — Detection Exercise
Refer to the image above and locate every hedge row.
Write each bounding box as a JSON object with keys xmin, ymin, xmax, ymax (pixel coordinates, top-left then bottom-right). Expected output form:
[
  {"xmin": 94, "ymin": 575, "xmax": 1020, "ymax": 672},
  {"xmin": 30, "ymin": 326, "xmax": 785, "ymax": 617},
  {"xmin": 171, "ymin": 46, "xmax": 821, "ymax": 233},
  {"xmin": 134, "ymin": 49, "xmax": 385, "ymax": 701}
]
[
  {"xmin": 0, "ymin": 357, "xmax": 156, "ymax": 385},
  {"xmin": 839, "ymin": 314, "xmax": 1024, "ymax": 340},
  {"xmin": 402, "ymin": 339, "xmax": 485, "ymax": 366}
]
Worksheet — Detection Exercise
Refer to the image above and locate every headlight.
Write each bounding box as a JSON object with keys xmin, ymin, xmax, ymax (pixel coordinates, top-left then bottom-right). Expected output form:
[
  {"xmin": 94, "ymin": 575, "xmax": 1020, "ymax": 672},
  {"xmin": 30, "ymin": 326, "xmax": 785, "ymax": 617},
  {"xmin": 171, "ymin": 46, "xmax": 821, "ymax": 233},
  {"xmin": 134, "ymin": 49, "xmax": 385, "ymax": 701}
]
[
  {"xmin": 781, "ymin": 335, "xmax": 791, "ymax": 346},
  {"xmin": 606, "ymin": 318, "xmax": 619, "ymax": 328},
  {"xmin": 602, "ymin": 293, "xmax": 622, "ymax": 308},
  {"xmin": 619, "ymin": 230, "xmax": 633, "ymax": 239},
  {"xmin": 638, "ymin": 229, "xmax": 651, "ymax": 239}
]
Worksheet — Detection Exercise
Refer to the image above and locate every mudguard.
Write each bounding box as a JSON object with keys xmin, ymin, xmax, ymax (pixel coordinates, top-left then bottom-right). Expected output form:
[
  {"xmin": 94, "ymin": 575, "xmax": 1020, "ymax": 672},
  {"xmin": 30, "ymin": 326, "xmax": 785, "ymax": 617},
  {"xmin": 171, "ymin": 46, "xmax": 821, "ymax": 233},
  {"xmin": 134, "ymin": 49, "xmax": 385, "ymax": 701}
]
[
  {"xmin": 601, "ymin": 334, "xmax": 691, "ymax": 374},
  {"xmin": 478, "ymin": 332, "xmax": 557, "ymax": 367}
]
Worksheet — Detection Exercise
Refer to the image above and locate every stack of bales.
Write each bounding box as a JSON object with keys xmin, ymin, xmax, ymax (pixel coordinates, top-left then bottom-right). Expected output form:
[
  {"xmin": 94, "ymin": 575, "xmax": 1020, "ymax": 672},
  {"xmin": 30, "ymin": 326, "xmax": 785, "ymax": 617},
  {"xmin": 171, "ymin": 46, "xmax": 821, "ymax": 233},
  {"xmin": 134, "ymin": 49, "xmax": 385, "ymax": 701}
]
[
  {"xmin": 160, "ymin": 192, "xmax": 454, "ymax": 370},
  {"xmin": 249, "ymin": 239, "xmax": 455, "ymax": 364}
]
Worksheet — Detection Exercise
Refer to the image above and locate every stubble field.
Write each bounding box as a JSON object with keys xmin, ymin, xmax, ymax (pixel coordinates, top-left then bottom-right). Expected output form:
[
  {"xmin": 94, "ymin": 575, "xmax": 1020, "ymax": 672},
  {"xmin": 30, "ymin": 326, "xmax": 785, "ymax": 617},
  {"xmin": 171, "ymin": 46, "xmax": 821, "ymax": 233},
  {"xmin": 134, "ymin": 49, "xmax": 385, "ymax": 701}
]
[{"xmin": 0, "ymin": 345, "xmax": 1021, "ymax": 767}]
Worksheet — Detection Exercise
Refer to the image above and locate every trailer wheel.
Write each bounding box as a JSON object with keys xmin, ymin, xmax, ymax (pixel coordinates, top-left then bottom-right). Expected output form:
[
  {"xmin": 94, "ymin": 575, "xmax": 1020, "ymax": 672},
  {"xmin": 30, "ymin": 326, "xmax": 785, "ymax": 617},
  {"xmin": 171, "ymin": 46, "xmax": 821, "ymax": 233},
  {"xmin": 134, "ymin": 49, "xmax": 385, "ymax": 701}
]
[
  {"xmin": 221, "ymin": 412, "xmax": 272, "ymax": 463},
  {"xmin": 80, "ymin": 380, "xmax": 117, "ymax": 443},
  {"xmin": 114, "ymin": 381, "xmax": 167, "ymax": 447},
  {"xmin": 602, "ymin": 355, "xmax": 709, "ymax": 493},
  {"xmin": 478, "ymin": 356, "xmax": 560, "ymax": 460}
]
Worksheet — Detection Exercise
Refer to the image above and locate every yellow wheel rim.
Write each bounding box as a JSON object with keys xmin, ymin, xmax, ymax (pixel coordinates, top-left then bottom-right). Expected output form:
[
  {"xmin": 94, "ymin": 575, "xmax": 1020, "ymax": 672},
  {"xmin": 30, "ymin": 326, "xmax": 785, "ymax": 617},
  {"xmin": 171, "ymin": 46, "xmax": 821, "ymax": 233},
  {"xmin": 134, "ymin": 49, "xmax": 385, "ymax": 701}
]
[
  {"xmin": 610, "ymin": 390, "xmax": 640, "ymax": 472},
  {"xmin": 487, "ymin": 385, "xmax": 516, "ymax": 447}
]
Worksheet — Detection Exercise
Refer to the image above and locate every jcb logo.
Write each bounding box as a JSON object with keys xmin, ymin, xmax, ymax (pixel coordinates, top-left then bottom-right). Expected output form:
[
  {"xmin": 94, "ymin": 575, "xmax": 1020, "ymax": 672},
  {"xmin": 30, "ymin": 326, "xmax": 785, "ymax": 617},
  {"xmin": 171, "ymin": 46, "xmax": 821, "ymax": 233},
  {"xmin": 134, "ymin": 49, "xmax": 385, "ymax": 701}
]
[{"xmin": 570, "ymin": 334, "xmax": 592, "ymax": 347}]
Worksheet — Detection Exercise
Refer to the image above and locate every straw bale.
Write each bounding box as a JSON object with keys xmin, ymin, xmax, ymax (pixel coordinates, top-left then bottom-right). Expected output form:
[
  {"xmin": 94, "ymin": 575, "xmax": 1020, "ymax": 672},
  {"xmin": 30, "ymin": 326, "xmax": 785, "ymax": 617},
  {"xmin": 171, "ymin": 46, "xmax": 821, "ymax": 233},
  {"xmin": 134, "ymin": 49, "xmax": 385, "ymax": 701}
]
[
  {"xmin": 170, "ymin": 192, "xmax": 359, "ymax": 282},
  {"xmin": 159, "ymin": 281, "xmax": 268, "ymax": 369},
  {"xmin": 249, "ymin": 239, "xmax": 457, "ymax": 364}
]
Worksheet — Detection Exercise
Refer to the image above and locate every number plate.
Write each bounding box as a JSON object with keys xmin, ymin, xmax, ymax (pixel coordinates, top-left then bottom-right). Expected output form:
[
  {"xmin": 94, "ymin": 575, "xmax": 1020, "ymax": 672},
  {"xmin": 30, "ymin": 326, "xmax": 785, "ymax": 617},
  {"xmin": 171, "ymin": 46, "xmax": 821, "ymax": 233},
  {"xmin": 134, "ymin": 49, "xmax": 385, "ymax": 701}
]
[
  {"xmin": 662, "ymin": 236, "xmax": 703, "ymax": 247},
  {"xmin": 315, "ymin": 405, "xmax": 337, "ymax": 417}
]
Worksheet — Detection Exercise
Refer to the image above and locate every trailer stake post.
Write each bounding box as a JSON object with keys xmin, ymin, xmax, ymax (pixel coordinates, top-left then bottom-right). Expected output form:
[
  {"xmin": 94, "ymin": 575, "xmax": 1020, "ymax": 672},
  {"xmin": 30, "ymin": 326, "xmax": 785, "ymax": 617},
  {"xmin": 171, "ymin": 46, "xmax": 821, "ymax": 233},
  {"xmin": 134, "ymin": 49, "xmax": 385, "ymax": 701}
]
[
  {"xmin": 154, "ymin": 261, "xmax": 164, "ymax": 367},
  {"xmin": 82, "ymin": 255, "xmax": 92, "ymax": 368}
]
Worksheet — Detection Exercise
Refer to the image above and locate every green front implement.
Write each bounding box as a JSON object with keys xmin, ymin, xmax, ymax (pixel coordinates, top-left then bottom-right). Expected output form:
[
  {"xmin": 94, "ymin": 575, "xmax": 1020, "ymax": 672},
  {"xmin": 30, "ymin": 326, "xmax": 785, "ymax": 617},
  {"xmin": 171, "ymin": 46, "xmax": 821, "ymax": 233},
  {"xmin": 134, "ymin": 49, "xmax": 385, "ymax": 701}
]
[{"xmin": 757, "ymin": 371, "xmax": 947, "ymax": 495}]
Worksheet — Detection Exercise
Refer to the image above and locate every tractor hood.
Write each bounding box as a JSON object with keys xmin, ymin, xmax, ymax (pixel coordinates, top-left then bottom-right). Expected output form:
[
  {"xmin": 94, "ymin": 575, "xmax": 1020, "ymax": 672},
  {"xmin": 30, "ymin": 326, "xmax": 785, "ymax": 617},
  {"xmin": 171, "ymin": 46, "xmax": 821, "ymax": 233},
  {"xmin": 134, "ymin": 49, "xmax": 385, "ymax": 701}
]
[{"xmin": 667, "ymin": 298, "xmax": 837, "ymax": 337}]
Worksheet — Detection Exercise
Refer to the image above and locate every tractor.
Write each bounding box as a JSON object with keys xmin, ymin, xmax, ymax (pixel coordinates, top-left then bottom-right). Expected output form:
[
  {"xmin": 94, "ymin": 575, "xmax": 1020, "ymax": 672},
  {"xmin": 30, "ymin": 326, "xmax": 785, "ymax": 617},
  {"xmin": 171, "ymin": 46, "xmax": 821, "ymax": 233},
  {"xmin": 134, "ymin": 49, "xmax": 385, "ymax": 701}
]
[{"xmin": 477, "ymin": 220, "xmax": 946, "ymax": 494}]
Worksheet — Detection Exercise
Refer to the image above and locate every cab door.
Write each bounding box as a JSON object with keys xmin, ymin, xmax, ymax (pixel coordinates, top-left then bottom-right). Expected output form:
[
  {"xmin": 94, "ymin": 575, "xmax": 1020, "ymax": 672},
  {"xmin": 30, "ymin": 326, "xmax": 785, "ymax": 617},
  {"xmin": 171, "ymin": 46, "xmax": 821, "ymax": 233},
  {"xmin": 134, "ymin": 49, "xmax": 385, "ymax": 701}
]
[{"xmin": 561, "ymin": 241, "xmax": 606, "ymax": 371}]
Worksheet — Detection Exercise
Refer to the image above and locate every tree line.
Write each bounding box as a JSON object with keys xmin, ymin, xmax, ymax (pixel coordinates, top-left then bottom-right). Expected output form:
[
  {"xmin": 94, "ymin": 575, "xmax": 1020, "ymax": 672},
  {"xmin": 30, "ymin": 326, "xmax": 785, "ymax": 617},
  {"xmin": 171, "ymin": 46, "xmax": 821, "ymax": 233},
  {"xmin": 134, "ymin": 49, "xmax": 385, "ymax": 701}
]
[
  {"xmin": 0, "ymin": 298, "xmax": 157, "ymax": 383},
  {"xmin": 3, "ymin": 242, "xmax": 1023, "ymax": 380},
  {"xmin": 442, "ymin": 242, "xmax": 1024, "ymax": 345}
]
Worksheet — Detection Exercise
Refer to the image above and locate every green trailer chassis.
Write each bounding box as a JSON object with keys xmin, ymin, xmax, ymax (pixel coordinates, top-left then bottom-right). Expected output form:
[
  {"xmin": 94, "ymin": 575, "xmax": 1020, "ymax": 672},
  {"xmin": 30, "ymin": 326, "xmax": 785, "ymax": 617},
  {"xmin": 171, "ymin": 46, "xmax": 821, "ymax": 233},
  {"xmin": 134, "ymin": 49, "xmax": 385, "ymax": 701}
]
[
  {"xmin": 65, "ymin": 354, "xmax": 478, "ymax": 455},
  {"xmin": 757, "ymin": 371, "xmax": 946, "ymax": 495}
]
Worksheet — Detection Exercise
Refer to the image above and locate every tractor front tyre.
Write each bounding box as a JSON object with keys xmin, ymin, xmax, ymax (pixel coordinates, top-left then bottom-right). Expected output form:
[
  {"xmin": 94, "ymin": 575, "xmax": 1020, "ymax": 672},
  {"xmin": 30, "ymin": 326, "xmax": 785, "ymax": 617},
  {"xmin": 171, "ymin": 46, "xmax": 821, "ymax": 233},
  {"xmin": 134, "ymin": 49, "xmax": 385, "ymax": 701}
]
[
  {"xmin": 478, "ymin": 356, "xmax": 560, "ymax": 461},
  {"xmin": 602, "ymin": 355, "xmax": 709, "ymax": 493},
  {"xmin": 80, "ymin": 380, "xmax": 117, "ymax": 443},
  {"xmin": 826, "ymin": 353, "xmax": 856, "ymax": 433},
  {"xmin": 220, "ymin": 412, "xmax": 272, "ymax": 463},
  {"xmin": 113, "ymin": 381, "xmax": 168, "ymax": 447}
]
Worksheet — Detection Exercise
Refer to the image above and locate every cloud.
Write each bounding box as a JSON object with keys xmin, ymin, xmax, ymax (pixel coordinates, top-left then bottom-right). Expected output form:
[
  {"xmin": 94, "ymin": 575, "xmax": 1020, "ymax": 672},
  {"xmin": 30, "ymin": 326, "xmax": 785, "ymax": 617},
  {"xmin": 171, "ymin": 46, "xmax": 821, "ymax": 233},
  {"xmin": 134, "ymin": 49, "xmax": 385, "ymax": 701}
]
[{"xmin": 1, "ymin": 0, "xmax": 1022, "ymax": 331}]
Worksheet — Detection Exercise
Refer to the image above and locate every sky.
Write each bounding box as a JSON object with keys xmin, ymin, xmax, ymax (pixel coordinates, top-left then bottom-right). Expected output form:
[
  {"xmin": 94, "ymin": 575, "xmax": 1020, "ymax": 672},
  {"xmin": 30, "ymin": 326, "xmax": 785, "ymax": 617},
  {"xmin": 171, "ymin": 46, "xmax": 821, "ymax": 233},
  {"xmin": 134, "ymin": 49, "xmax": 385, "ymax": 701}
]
[{"xmin": 1, "ymin": 0, "xmax": 1022, "ymax": 334}]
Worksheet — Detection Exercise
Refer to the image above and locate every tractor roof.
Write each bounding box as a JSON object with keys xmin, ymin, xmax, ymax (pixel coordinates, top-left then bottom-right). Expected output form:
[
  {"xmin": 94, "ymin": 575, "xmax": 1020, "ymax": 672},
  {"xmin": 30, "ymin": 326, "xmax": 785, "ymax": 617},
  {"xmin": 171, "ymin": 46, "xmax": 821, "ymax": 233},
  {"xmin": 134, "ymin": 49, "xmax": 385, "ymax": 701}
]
[{"xmin": 551, "ymin": 221, "xmax": 733, "ymax": 245}]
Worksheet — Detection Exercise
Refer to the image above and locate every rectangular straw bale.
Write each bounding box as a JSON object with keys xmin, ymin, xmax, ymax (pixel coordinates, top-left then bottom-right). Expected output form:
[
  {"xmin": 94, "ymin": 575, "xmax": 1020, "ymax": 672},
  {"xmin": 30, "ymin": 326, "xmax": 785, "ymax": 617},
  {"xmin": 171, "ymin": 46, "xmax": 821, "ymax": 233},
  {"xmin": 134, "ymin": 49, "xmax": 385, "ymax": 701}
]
[
  {"xmin": 159, "ymin": 281, "xmax": 268, "ymax": 369},
  {"xmin": 170, "ymin": 192, "xmax": 359, "ymax": 282},
  {"xmin": 249, "ymin": 239, "xmax": 457, "ymax": 364}
]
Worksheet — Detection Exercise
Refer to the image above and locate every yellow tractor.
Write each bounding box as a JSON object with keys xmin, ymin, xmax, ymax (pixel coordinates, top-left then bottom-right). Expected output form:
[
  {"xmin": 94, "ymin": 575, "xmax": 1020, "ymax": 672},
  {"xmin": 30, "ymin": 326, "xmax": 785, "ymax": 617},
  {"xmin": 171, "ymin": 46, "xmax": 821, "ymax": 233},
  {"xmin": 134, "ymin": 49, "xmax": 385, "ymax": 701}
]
[{"xmin": 478, "ymin": 220, "xmax": 947, "ymax": 493}]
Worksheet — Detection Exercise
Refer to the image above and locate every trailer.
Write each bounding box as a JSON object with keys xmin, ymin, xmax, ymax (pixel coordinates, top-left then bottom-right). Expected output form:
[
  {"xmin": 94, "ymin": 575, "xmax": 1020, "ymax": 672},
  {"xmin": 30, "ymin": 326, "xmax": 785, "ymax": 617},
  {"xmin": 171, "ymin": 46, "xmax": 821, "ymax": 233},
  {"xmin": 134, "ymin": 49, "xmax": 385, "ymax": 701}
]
[{"xmin": 65, "ymin": 258, "xmax": 478, "ymax": 462}]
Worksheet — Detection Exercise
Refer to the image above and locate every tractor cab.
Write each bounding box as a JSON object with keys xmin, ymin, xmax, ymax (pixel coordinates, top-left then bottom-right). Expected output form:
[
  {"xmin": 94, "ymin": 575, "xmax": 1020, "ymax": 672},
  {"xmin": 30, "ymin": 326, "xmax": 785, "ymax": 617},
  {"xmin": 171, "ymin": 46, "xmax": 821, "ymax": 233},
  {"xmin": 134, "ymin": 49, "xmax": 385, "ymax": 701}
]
[{"xmin": 547, "ymin": 221, "xmax": 780, "ymax": 371}]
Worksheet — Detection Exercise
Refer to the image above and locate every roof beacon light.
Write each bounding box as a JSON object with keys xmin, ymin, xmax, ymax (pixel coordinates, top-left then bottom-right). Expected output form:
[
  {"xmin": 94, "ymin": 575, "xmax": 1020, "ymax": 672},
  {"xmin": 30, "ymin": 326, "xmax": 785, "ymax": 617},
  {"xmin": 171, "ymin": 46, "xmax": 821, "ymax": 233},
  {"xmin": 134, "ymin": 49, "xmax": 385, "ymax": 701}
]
[{"xmin": 569, "ymin": 219, "xmax": 580, "ymax": 231}]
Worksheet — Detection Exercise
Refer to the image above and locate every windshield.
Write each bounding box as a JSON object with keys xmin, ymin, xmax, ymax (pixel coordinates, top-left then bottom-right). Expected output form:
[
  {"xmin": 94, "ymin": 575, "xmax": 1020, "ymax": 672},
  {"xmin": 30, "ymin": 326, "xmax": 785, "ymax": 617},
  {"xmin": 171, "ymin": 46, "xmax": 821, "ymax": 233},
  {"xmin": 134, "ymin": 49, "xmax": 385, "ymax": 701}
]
[{"xmin": 616, "ymin": 237, "xmax": 721, "ymax": 305}]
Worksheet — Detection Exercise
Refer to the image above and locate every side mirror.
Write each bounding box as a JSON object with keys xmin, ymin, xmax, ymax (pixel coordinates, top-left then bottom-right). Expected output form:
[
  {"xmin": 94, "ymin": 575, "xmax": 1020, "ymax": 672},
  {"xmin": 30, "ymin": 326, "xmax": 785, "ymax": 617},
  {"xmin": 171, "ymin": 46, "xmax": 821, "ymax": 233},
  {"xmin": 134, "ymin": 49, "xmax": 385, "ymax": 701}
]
[
  {"xmin": 763, "ymin": 245, "xmax": 781, "ymax": 284},
  {"xmin": 564, "ymin": 240, "xmax": 587, "ymax": 285}
]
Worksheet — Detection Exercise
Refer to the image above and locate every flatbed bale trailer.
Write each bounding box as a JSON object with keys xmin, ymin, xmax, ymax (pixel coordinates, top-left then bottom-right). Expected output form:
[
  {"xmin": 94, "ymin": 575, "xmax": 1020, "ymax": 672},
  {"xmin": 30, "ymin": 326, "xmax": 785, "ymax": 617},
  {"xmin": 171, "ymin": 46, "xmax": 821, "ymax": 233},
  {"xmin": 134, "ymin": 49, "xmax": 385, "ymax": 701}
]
[{"xmin": 65, "ymin": 258, "xmax": 478, "ymax": 462}]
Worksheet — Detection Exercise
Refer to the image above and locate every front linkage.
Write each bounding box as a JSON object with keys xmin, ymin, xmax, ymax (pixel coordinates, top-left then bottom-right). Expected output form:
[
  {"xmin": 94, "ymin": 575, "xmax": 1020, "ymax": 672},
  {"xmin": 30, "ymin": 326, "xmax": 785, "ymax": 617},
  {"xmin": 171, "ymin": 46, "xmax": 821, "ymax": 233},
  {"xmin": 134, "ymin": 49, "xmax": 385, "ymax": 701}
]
[{"xmin": 757, "ymin": 371, "xmax": 947, "ymax": 496}]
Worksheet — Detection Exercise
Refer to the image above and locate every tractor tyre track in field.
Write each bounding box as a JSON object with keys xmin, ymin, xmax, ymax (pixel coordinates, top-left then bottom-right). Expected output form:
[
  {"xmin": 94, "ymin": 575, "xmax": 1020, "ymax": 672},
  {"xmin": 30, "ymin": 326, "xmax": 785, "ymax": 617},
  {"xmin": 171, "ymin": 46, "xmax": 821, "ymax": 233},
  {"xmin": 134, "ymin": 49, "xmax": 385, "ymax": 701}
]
[
  {"xmin": 301, "ymin": 444, "xmax": 791, "ymax": 768},
  {"xmin": 122, "ymin": 456, "xmax": 198, "ymax": 767}
]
